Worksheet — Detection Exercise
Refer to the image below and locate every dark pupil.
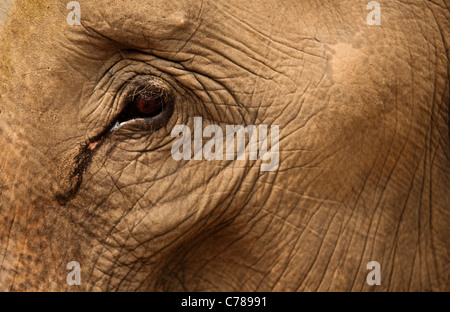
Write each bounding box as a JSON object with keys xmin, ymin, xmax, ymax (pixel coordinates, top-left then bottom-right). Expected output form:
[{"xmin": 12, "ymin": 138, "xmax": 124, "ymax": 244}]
[{"xmin": 117, "ymin": 95, "xmax": 163, "ymax": 123}]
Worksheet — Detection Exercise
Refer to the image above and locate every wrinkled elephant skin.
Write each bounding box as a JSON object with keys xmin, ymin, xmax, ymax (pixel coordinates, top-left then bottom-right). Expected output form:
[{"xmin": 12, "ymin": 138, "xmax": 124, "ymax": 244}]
[{"xmin": 0, "ymin": 0, "xmax": 449, "ymax": 291}]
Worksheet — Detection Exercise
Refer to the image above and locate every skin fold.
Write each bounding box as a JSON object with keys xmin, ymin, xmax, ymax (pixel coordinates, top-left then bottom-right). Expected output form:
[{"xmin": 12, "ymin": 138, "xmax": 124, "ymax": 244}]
[{"xmin": 0, "ymin": 0, "xmax": 448, "ymax": 291}]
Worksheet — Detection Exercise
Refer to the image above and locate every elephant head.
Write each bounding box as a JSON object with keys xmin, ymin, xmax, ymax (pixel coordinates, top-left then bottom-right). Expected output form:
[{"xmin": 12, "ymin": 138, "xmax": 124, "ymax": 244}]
[{"xmin": 0, "ymin": 0, "xmax": 449, "ymax": 291}]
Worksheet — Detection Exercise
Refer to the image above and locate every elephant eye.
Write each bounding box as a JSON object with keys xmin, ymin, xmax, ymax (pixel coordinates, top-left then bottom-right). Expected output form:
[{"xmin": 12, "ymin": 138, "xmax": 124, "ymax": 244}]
[
  {"xmin": 111, "ymin": 79, "xmax": 175, "ymax": 132},
  {"xmin": 117, "ymin": 93, "xmax": 164, "ymax": 123}
]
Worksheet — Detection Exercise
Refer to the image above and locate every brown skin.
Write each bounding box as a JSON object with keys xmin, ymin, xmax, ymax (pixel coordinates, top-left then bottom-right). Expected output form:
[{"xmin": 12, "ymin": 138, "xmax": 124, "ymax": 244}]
[{"xmin": 0, "ymin": 0, "xmax": 449, "ymax": 291}]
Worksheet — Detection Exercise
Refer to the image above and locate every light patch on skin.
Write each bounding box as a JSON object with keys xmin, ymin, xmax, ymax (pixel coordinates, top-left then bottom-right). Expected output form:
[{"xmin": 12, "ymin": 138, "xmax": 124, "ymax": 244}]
[
  {"xmin": 330, "ymin": 43, "xmax": 369, "ymax": 85},
  {"xmin": 18, "ymin": 0, "xmax": 50, "ymax": 20},
  {"xmin": 0, "ymin": 0, "xmax": 14, "ymax": 89},
  {"xmin": 0, "ymin": 0, "xmax": 14, "ymax": 28},
  {"xmin": 88, "ymin": 139, "xmax": 103, "ymax": 151}
]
